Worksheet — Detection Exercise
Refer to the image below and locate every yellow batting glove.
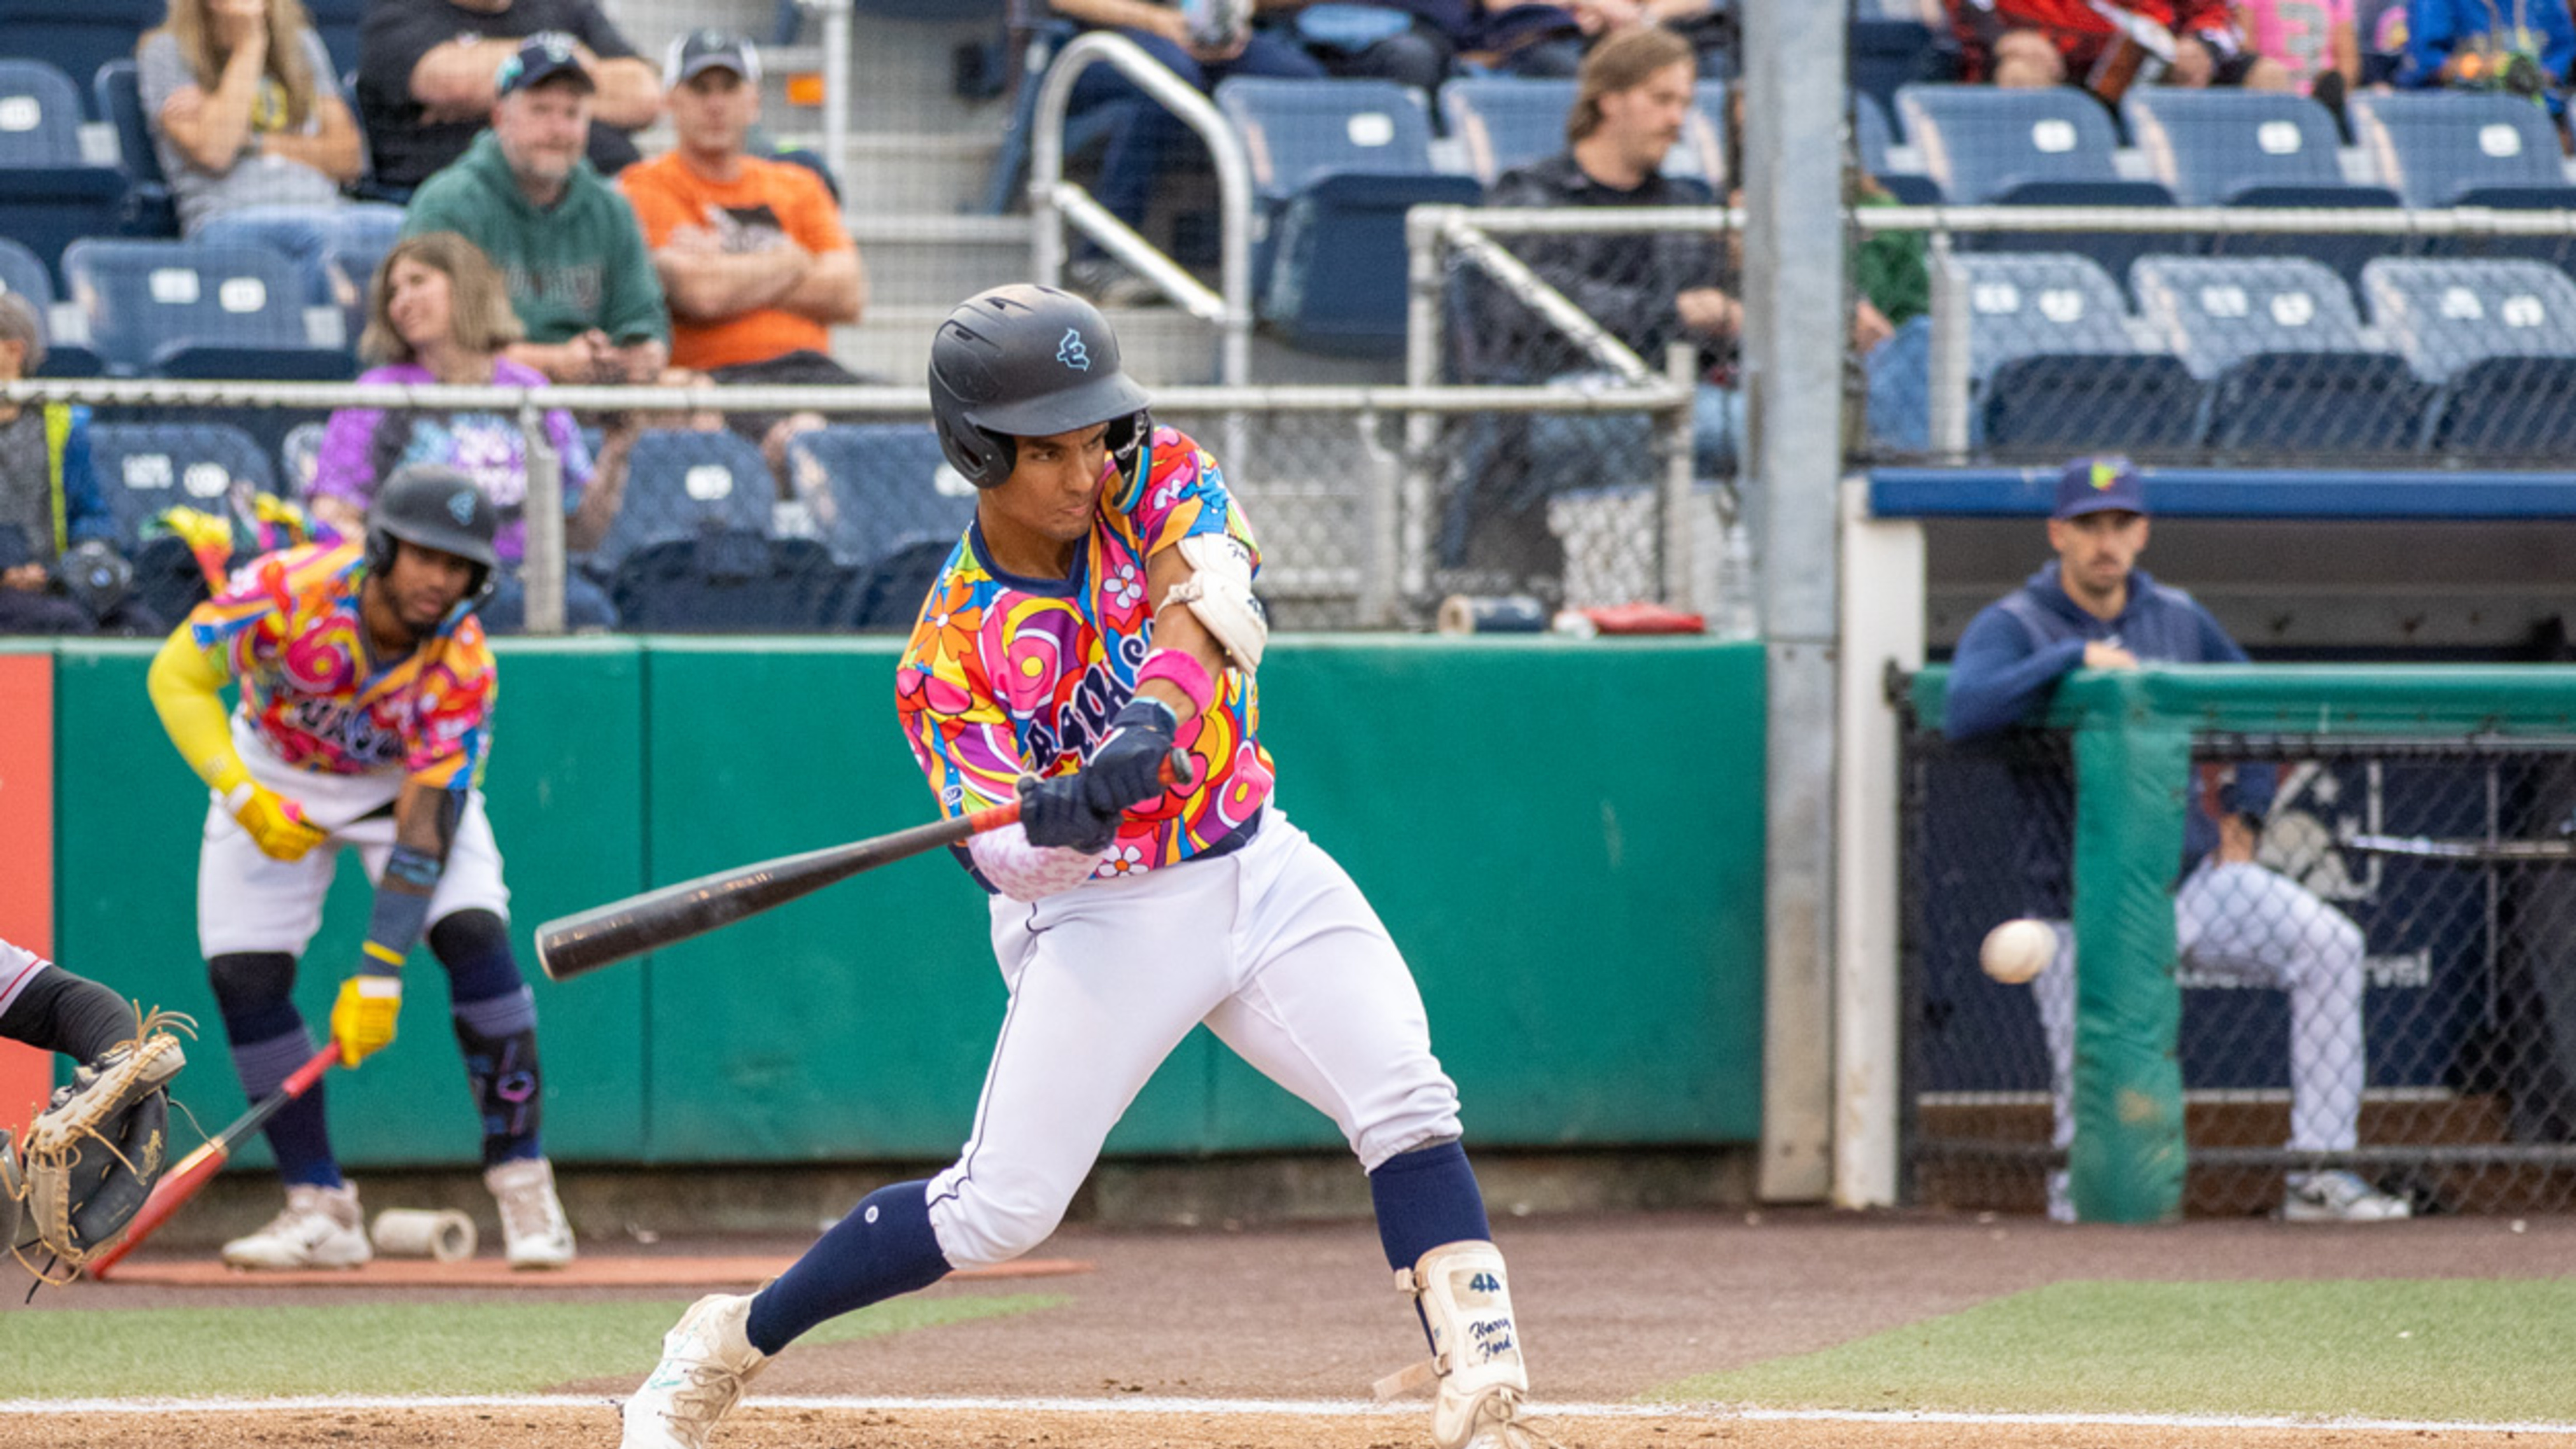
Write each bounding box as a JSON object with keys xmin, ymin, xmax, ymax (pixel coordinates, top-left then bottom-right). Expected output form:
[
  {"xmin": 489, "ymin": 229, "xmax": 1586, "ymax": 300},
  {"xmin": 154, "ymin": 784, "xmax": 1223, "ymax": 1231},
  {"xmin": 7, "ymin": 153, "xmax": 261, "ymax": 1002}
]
[
  {"xmin": 330, "ymin": 973, "xmax": 403, "ymax": 1067},
  {"xmin": 222, "ymin": 778, "xmax": 330, "ymax": 862}
]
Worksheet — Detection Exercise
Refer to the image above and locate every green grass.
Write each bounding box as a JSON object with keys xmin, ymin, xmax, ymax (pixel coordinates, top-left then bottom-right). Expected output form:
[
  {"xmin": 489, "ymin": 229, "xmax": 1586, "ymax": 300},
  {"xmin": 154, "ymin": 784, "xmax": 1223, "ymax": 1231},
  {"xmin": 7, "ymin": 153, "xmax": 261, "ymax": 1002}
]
[
  {"xmin": 0, "ymin": 1293, "xmax": 1064, "ymax": 1401},
  {"xmin": 1654, "ymin": 1280, "xmax": 2576, "ymax": 1423}
]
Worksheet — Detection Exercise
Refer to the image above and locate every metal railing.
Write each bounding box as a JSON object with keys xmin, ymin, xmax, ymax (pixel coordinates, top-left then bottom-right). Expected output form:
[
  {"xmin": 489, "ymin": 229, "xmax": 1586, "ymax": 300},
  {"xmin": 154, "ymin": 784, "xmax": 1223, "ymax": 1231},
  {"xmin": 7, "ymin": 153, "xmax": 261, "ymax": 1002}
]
[{"xmin": 1026, "ymin": 29, "xmax": 1254, "ymax": 388}]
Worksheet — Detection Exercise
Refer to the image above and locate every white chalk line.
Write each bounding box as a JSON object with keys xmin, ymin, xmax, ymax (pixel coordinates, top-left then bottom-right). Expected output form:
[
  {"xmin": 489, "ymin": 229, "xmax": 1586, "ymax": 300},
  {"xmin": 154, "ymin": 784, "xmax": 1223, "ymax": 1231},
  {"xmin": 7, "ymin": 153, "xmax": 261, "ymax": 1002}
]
[{"xmin": 0, "ymin": 1394, "xmax": 2569, "ymax": 1435}]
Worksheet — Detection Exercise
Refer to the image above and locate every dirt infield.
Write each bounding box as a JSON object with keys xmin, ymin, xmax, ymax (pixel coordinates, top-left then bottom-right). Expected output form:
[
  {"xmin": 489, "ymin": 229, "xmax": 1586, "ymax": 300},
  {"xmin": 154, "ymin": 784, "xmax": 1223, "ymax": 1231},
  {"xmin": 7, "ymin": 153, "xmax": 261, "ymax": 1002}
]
[
  {"xmin": 0, "ymin": 1405, "xmax": 2567, "ymax": 1449},
  {"xmin": 15, "ymin": 1208, "xmax": 2576, "ymax": 1447}
]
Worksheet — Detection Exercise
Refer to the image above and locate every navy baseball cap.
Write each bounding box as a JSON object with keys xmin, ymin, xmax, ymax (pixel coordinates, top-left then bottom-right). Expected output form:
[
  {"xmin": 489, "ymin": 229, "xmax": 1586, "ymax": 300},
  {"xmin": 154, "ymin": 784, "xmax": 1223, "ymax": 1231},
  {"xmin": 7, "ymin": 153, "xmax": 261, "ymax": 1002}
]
[
  {"xmin": 665, "ymin": 29, "xmax": 761, "ymax": 87},
  {"xmin": 2051, "ymin": 455, "xmax": 2147, "ymax": 520},
  {"xmin": 495, "ymin": 32, "xmax": 594, "ymax": 97}
]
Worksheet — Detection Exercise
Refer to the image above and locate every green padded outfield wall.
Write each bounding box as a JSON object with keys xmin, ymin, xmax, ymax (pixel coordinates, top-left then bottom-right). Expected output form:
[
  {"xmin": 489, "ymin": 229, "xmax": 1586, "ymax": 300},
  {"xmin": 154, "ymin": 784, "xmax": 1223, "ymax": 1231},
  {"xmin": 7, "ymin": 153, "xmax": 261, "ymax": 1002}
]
[{"xmin": 48, "ymin": 637, "xmax": 1764, "ymax": 1167}]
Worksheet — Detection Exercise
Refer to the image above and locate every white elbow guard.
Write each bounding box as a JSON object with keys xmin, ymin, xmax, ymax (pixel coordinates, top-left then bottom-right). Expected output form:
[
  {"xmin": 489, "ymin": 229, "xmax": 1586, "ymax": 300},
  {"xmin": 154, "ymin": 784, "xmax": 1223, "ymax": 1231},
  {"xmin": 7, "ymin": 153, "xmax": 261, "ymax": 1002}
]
[{"xmin": 1163, "ymin": 533, "xmax": 1267, "ymax": 674}]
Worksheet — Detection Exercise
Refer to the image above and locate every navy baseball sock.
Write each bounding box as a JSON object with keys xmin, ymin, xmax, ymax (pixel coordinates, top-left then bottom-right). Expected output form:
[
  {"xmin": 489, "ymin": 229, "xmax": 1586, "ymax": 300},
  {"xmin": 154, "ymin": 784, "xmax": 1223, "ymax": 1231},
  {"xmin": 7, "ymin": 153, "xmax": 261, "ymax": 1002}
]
[
  {"xmin": 208, "ymin": 951, "xmax": 339, "ymax": 1190},
  {"xmin": 433, "ymin": 912, "xmax": 545, "ymax": 1166},
  {"xmin": 1368, "ymin": 1139, "xmax": 1492, "ymax": 1271},
  {"xmin": 746, "ymin": 1180, "xmax": 952, "ymax": 1355}
]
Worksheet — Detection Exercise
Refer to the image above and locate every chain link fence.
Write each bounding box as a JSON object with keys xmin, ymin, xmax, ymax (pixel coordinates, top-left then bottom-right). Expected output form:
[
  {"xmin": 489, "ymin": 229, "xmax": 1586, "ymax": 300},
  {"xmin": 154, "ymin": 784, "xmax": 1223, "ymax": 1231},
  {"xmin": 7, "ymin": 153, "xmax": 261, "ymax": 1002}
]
[
  {"xmin": 1902, "ymin": 705, "xmax": 2576, "ymax": 1219},
  {"xmin": 1849, "ymin": 204, "xmax": 2576, "ymax": 470},
  {"xmin": 5, "ymin": 376, "xmax": 1708, "ymax": 637}
]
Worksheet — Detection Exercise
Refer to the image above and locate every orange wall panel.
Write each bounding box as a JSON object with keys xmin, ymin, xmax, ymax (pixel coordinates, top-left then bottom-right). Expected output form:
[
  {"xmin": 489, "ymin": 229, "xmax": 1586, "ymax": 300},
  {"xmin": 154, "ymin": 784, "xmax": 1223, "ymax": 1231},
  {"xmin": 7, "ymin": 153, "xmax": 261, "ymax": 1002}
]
[{"xmin": 0, "ymin": 653, "xmax": 58, "ymax": 1132}]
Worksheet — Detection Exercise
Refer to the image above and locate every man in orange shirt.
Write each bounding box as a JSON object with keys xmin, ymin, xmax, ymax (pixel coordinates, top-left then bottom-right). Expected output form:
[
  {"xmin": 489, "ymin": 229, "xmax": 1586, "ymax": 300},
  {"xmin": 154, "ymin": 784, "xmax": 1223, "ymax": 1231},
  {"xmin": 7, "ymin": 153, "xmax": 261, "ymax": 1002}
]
[{"xmin": 618, "ymin": 31, "xmax": 868, "ymax": 486}]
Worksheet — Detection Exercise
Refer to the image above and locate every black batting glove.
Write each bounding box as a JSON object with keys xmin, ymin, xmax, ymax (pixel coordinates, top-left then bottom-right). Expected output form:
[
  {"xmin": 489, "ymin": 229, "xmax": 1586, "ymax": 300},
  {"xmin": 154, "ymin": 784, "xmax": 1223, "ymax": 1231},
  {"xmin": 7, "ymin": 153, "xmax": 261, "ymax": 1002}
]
[
  {"xmin": 1079, "ymin": 697, "xmax": 1180, "ymax": 819},
  {"xmin": 1018, "ymin": 774, "xmax": 1120, "ymax": 853}
]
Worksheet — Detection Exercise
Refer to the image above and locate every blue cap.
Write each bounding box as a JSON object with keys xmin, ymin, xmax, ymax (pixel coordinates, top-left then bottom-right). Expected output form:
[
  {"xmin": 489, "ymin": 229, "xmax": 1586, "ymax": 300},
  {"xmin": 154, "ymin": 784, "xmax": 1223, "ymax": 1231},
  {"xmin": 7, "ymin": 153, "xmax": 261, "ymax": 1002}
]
[
  {"xmin": 494, "ymin": 32, "xmax": 593, "ymax": 98},
  {"xmin": 2051, "ymin": 455, "xmax": 2146, "ymax": 520}
]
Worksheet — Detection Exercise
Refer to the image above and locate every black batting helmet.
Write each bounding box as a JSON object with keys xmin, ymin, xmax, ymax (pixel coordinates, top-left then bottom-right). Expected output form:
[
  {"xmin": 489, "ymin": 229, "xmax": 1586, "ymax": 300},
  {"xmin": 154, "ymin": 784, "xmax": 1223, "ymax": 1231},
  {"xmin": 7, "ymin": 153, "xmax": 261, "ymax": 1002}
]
[
  {"xmin": 366, "ymin": 464, "xmax": 500, "ymax": 606},
  {"xmin": 928, "ymin": 284, "xmax": 1152, "ymax": 488}
]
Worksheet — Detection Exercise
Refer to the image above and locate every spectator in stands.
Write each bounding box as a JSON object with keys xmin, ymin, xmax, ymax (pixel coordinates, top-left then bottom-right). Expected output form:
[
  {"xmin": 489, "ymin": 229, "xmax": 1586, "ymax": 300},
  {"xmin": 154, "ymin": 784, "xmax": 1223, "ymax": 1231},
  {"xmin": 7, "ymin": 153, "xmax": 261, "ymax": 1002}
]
[
  {"xmin": 2396, "ymin": 0, "xmax": 2575, "ymax": 113},
  {"xmin": 400, "ymin": 35, "xmax": 671, "ymax": 388},
  {"xmin": 1048, "ymin": 0, "xmax": 1327, "ymax": 301},
  {"xmin": 0, "ymin": 296, "xmax": 107, "ymax": 635},
  {"xmin": 1279, "ymin": 1, "xmax": 1692, "ymax": 90},
  {"xmin": 1952, "ymin": 0, "xmax": 2291, "ymax": 94},
  {"xmin": 309, "ymin": 232, "xmax": 627, "ymax": 631},
  {"xmin": 2238, "ymin": 0, "xmax": 2362, "ymax": 100},
  {"xmin": 139, "ymin": 0, "xmax": 405, "ymax": 308},
  {"xmin": 620, "ymin": 32, "xmax": 869, "ymax": 490},
  {"xmin": 2354, "ymin": 0, "xmax": 2411, "ymax": 84},
  {"xmin": 356, "ymin": 0, "xmax": 662, "ymax": 195},
  {"xmin": 1944, "ymin": 456, "xmax": 2410, "ymax": 1225}
]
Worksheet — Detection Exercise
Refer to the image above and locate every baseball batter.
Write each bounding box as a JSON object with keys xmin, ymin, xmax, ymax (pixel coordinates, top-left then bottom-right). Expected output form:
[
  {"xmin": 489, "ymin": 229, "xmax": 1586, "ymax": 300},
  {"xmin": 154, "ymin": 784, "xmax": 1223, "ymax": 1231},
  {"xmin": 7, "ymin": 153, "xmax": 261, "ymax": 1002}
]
[
  {"xmin": 1945, "ymin": 456, "xmax": 2408, "ymax": 1224},
  {"xmin": 622, "ymin": 286, "xmax": 1546, "ymax": 1449},
  {"xmin": 146, "ymin": 465, "xmax": 574, "ymax": 1270}
]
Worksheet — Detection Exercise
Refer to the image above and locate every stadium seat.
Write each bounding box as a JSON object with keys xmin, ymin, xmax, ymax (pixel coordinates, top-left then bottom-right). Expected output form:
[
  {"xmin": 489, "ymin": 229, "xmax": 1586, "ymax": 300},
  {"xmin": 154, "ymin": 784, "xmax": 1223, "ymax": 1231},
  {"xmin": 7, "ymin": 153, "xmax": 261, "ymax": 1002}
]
[
  {"xmin": 0, "ymin": 236, "xmax": 50, "ymax": 314},
  {"xmin": 94, "ymin": 59, "xmax": 179, "ymax": 238},
  {"xmin": 1854, "ymin": 92, "xmax": 1938, "ymax": 200},
  {"xmin": 0, "ymin": 0, "xmax": 165, "ymax": 119},
  {"xmin": 1982, "ymin": 353, "xmax": 2205, "ymax": 452},
  {"xmin": 2202, "ymin": 183, "xmax": 2408, "ymax": 293},
  {"xmin": 59, "ymin": 238, "xmax": 352, "ymax": 378},
  {"xmin": 0, "ymin": 60, "xmax": 134, "ymax": 290},
  {"xmin": 1895, "ymin": 84, "xmax": 2123, "ymax": 205},
  {"xmin": 1850, "ymin": 19, "xmax": 1953, "ymax": 118},
  {"xmin": 2346, "ymin": 92, "xmax": 2573, "ymax": 208},
  {"xmin": 2362, "ymin": 258, "xmax": 2576, "ymax": 458},
  {"xmin": 589, "ymin": 429, "xmax": 778, "ymax": 573},
  {"xmin": 2361, "ymin": 257, "xmax": 2576, "ymax": 378},
  {"xmin": 2429, "ymin": 355, "xmax": 2576, "ymax": 457},
  {"xmin": 1441, "ymin": 78, "xmax": 1576, "ymax": 186},
  {"xmin": 784, "ymin": 424, "xmax": 976, "ymax": 570},
  {"xmin": 2135, "ymin": 256, "xmax": 2433, "ymax": 453},
  {"xmin": 1961, "ymin": 178, "xmax": 2183, "ymax": 299},
  {"xmin": 2121, "ymin": 90, "xmax": 2348, "ymax": 206},
  {"xmin": 304, "ymin": 0, "xmax": 366, "ymax": 77},
  {"xmin": 1945, "ymin": 251, "xmax": 2205, "ymax": 453},
  {"xmin": 608, "ymin": 533, "xmax": 843, "ymax": 632},
  {"xmin": 85, "ymin": 420, "xmax": 276, "ymax": 548},
  {"xmin": 1948, "ymin": 252, "xmax": 2148, "ymax": 380},
  {"xmin": 2132, "ymin": 255, "xmax": 2374, "ymax": 376},
  {"xmin": 1215, "ymin": 77, "xmax": 1481, "ymax": 356},
  {"xmin": 821, "ymin": 537, "xmax": 954, "ymax": 632}
]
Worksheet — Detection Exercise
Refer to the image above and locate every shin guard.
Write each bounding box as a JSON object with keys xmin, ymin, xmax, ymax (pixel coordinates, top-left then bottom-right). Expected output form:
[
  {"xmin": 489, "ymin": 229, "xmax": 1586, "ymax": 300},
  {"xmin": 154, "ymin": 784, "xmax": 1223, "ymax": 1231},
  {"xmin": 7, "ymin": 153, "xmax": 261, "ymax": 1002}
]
[{"xmin": 1377, "ymin": 1239, "xmax": 1552, "ymax": 1449}]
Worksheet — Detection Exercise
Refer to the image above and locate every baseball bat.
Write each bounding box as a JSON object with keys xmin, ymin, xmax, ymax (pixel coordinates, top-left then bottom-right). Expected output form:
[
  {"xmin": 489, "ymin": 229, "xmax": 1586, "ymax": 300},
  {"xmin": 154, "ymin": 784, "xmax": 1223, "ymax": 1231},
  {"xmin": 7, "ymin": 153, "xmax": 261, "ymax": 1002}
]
[
  {"xmin": 534, "ymin": 751, "xmax": 1195, "ymax": 983},
  {"xmin": 86, "ymin": 1043, "xmax": 341, "ymax": 1280}
]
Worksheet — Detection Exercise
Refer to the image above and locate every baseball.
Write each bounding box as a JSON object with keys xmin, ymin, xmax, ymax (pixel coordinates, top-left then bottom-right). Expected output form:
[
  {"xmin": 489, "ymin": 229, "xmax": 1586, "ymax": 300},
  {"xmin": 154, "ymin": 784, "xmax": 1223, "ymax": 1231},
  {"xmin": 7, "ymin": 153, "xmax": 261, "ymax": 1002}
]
[{"xmin": 1979, "ymin": 918, "xmax": 2057, "ymax": 985}]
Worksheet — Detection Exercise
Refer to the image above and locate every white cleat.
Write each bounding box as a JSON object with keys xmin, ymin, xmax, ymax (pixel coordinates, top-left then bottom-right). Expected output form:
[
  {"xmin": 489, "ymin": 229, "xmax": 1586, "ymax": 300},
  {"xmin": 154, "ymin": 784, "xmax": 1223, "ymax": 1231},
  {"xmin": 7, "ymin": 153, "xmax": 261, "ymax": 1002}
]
[
  {"xmin": 621, "ymin": 1292, "xmax": 769, "ymax": 1449},
  {"xmin": 2283, "ymin": 1170, "xmax": 2413, "ymax": 1223},
  {"xmin": 486, "ymin": 1156, "xmax": 577, "ymax": 1269},
  {"xmin": 222, "ymin": 1183, "xmax": 371, "ymax": 1270}
]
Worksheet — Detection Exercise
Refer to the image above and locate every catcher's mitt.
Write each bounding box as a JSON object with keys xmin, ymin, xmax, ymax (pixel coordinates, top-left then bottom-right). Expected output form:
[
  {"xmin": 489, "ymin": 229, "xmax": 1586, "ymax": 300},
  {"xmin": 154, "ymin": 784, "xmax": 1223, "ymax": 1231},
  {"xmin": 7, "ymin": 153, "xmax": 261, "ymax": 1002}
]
[{"xmin": 16, "ymin": 1010, "xmax": 191, "ymax": 1278}]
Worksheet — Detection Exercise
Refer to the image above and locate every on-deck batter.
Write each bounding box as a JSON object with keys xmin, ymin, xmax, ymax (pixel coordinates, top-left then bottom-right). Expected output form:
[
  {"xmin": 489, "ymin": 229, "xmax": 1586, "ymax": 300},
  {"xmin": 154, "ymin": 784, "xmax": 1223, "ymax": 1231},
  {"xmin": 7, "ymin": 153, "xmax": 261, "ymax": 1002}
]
[
  {"xmin": 146, "ymin": 464, "xmax": 575, "ymax": 1270},
  {"xmin": 622, "ymin": 285, "xmax": 1549, "ymax": 1449}
]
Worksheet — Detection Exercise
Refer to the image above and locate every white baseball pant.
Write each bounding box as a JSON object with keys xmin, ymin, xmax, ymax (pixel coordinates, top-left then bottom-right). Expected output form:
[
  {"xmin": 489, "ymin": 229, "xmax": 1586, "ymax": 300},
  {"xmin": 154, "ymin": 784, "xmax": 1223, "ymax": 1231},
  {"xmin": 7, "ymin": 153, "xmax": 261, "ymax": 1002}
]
[
  {"xmin": 2036, "ymin": 858, "xmax": 2368, "ymax": 1157},
  {"xmin": 196, "ymin": 720, "xmax": 510, "ymax": 958},
  {"xmin": 926, "ymin": 809, "xmax": 1463, "ymax": 1269}
]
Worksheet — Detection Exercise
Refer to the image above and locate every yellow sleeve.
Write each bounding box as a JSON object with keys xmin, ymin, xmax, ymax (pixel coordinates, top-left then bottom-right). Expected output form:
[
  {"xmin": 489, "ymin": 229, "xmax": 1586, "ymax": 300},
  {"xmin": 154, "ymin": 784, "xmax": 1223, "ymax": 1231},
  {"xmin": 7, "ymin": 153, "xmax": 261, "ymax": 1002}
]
[{"xmin": 147, "ymin": 626, "xmax": 250, "ymax": 798}]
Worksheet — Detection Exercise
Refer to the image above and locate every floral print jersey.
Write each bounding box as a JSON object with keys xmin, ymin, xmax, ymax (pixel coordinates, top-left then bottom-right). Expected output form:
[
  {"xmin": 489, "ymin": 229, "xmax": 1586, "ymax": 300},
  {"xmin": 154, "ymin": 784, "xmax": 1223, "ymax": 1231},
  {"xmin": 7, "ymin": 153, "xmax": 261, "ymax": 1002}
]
[
  {"xmin": 896, "ymin": 427, "xmax": 1273, "ymax": 881},
  {"xmin": 186, "ymin": 541, "xmax": 495, "ymax": 794}
]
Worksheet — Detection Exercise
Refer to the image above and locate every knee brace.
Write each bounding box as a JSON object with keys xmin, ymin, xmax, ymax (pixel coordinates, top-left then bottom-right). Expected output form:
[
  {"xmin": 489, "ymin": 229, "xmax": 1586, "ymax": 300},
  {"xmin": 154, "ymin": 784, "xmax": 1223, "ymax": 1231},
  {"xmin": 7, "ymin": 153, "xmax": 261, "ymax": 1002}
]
[{"xmin": 206, "ymin": 952, "xmax": 301, "ymax": 1043}]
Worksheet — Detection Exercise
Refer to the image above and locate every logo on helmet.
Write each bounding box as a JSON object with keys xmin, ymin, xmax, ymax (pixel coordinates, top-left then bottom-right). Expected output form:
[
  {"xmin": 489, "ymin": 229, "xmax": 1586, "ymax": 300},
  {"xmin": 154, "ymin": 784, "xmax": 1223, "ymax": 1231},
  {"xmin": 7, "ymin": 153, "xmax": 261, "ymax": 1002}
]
[
  {"xmin": 446, "ymin": 490, "xmax": 479, "ymax": 527},
  {"xmin": 1057, "ymin": 327, "xmax": 1090, "ymax": 371}
]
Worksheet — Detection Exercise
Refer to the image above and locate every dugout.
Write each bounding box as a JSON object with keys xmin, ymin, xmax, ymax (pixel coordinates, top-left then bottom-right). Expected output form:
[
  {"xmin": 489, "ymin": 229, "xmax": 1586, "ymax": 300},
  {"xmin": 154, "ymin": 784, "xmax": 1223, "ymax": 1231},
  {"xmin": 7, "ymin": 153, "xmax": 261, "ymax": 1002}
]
[{"xmin": 1838, "ymin": 469, "xmax": 2576, "ymax": 1221}]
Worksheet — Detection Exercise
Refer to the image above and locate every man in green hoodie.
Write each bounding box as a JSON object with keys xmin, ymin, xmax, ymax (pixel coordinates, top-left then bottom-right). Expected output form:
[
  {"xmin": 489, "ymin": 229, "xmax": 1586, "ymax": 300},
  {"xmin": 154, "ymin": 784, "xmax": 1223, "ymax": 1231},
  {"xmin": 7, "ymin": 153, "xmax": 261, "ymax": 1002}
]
[{"xmin": 401, "ymin": 33, "xmax": 670, "ymax": 386}]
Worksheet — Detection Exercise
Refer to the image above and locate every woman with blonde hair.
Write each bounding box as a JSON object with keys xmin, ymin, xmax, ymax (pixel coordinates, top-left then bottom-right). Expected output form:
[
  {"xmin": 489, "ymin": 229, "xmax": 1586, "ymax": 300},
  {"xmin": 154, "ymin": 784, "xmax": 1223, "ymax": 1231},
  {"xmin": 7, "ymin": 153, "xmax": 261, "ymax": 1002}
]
[
  {"xmin": 308, "ymin": 233, "xmax": 629, "ymax": 630},
  {"xmin": 139, "ymin": 0, "xmax": 405, "ymax": 304}
]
